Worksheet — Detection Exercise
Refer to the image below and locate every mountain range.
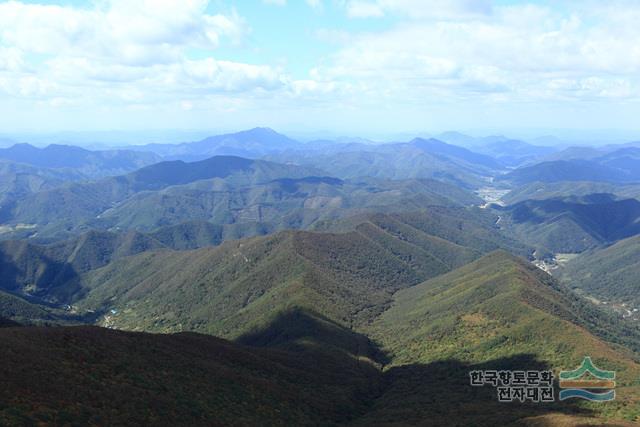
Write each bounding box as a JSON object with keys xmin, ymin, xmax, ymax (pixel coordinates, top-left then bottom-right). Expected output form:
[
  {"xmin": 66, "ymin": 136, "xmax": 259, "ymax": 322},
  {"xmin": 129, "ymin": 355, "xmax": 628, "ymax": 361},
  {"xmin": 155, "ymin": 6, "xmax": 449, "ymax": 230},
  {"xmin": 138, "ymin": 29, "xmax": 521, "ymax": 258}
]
[
  {"xmin": 3, "ymin": 127, "xmax": 640, "ymax": 425},
  {"xmin": 0, "ymin": 143, "xmax": 161, "ymax": 179}
]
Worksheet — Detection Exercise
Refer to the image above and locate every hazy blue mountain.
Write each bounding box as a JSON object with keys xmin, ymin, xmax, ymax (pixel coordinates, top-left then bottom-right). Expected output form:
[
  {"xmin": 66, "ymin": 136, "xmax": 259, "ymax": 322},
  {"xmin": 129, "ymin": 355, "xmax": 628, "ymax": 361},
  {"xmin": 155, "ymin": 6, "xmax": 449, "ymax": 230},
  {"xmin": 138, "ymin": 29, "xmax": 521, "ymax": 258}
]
[
  {"xmin": 135, "ymin": 127, "xmax": 302, "ymax": 160},
  {"xmin": 436, "ymin": 133, "xmax": 557, "ymax": 166},
  {"xmin": 501, "ymin": 146, "xmax": 640, "ymax": 185},
  {"xmin": 0, "ymin": 143, "xmax": 161, "ymax": 178},
  {"xmin": 0, "ymin": 160, "xmax": 97, "ymax": 222},
  {"xmin": 472, "ymin": 138, "xmax": 556, "ymax": 167},
  {"xmin": 407, "ymin": 138, "xmax": 503, "ymax": 169},
  {"xmin": 267, "ymin": 138, "xmax": 504, "ymax": 189},
  {"xmin": 498, "ymin": 159, "xmax": 634, "ymax": 185}
]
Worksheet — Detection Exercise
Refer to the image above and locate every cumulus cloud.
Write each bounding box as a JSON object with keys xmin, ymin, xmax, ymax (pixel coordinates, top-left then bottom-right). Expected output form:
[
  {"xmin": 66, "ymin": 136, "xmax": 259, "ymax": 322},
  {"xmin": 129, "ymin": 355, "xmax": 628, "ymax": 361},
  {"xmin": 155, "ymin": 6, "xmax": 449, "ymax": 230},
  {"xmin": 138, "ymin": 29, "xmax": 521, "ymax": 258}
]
[
  {"xmin": 0, "ymin": 0, "xmax": 287, "ymax": 107},
  {"xmin": 1, "ymin": 0, "xmax": 640, "ymax": 132},
  {"xmin": 0, "ymin": 46, "xmax": 23, "ymax": 71},
  {"xmin": 317, "ymin": 1, "xmax": 640, "ymax": 102},
  {"xmin": 0, "ymin": 0, "xmax": 246, "ymax": 65}
]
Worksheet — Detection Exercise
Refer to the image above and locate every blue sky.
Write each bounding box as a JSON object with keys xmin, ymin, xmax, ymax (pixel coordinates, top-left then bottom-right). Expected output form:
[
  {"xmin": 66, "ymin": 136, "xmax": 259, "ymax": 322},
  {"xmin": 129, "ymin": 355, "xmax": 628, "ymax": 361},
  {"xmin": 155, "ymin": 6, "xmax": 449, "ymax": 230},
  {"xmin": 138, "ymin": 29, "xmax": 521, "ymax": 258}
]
[{"xmin": 0, "ymin": 0, "xmax": 639, "ymax": 140}]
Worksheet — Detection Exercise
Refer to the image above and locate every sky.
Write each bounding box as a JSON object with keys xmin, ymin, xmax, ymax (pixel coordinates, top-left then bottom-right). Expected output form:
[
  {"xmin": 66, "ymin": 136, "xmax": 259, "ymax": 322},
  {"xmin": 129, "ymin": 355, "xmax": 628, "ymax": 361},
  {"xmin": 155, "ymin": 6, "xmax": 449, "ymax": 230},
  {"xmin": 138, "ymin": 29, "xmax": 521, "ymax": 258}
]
[{"xmin": 0, "ymin": 0, "xmax": 639, "ymax": 140}]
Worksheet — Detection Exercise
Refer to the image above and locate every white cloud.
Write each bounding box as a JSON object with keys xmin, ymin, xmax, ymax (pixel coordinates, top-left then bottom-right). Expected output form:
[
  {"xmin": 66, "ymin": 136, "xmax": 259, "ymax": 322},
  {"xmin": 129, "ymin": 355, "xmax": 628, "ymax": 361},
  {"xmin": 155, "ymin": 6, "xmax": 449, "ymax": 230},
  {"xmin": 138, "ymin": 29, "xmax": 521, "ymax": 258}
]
[
  {"xmin": 1, "ymin": 0, "xmax": 640, "ymax": 132},
  {"xmin": 0, "ymin": 0, "xmax": 246, "ymax": 66},
  {"xmin": 0, "ymin": 0, "xmax": 292, "ymax": 108},
  {"xmin": 345, "ymin": 0, "xmax": 492, "ymax": 20},
  {"xmin": 262, "ymin": 0, "xmax": 287, "ymax": 5},
  {"xmin": 346, "ymin": 1, "xmax": 384, "ymax": 18},
  {"xmin": 317, "ymin": 1, "xmax": 640, "ymax": 103},
  {"xmin": 0, "ymin": 46, "xmax": 23, "ymax": 71}
]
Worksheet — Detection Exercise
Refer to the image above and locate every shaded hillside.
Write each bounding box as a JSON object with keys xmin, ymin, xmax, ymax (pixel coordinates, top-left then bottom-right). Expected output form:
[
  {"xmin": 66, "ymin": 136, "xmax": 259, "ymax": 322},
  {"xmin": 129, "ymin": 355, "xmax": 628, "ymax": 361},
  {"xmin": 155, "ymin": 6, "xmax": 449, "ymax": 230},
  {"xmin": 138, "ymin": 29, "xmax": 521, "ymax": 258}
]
[
  {"xmin": 0, "ymin": 315, "xmax": 19, "ymax": 327},
  {"xmin": 0, "ymin": 230, "xmax": 166, "ymax": 302},
  {"xmin": 0, "ymin": 143, "xmax": 160, "ymax": 178},
  {"xmin": 494, "ymin": 194, "xmax": 640, "ymax": 254},
  {"xmin": 560, "ymin": 235, "xmax": 640, "ymax": 305},
  {"xmin": 2, "ymin": 316, "xmax": 628, "ymax": 426},
  {"xmin": 363, "ymin": 251, "xmax": 640, "ymax": 424},
  {"xmin": 0, "ymin": 322, "xmax": 382, "ymax": 426},
  {"xmin": 0, "ymin": 290, "xmax": 60, "ymax": 324}
]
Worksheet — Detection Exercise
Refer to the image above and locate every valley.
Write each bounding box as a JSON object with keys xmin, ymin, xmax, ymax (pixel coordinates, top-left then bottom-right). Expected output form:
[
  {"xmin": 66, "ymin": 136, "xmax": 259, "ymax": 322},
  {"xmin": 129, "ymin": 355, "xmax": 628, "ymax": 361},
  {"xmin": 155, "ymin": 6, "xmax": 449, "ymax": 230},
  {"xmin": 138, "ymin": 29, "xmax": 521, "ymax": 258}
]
[
  {"xmin": 3, "ymin": 3, "xmax": 640, "ymax": 424},
  {"xmin": 2, "ymin": 128, "xmax": 640, "ymax": 426}
]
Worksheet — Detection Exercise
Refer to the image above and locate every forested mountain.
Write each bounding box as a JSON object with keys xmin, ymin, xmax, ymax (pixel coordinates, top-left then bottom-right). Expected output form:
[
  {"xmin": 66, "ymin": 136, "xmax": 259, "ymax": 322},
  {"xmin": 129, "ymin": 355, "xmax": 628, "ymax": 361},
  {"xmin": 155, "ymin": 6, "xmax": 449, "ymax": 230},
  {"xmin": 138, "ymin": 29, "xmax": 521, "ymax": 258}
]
[
  {"xmin": 502, "ymin": 181, "xmax": 640, "ymax": 204},
  {"xmin": 2, "ymin": 252, "xmax": 639, "ymax": 425},
  {"xmin": 501, "ymin": 148, "xmax": 640, "ymax": 185},
  {"xmin": 0, "ymin": 156, "xmax": 325, "ymax": 241},
  {"xmin": 0, "ymin": 208, "xmax": 525, "ymax": 331},
  {"xmin": 2, "ymin": 130, "xmax": 640, "ymax": 425},
  {"xmin": 493, "ymin": 194, "xmax": 640, "ymax": 254},
  {"xmin": 560, "ymin": 235, "xmax": 640, "ymax": 305},
  {"xmin": 0, "ymin": 155, "xmax": 482, "ymax": 243},
  {"xmin": 267, "ymin": 138, "xmax": 503, "ymax": 188},
  {"xmin": 362, "ymin": 251, "xmax": 640, "ymax": 424}
]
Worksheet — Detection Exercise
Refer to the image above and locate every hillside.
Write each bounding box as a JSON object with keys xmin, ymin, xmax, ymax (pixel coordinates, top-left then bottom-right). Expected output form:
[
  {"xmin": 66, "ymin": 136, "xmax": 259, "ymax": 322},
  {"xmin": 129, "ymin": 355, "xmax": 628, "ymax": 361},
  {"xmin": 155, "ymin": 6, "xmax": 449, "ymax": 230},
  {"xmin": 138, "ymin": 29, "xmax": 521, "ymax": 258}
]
[
  {"xmin": 2, "ymin": 164, "xmax": 481, "ymax": 244},
  {"xmin": 361, "ymin": 251, "xmax": 640, "ymax": 425},
  {"xmin": 73, "ymin": 227, "xmax": 466, "ymax": 336},
  {"xmin": 498, "ymin": 160, "xmax": 631, "ymax": 185},
  {"xmin": 0, "ymin": 323, "xmax": 383, "ymax": 426},
  {"xmin": 321, "ymin": 208, "xmax": 530, "ymax": 257},
  {"xmin": 494, "ymin": 194, "xmax": 640, "ymax": 254},
  {"xmin": 0, "ymin": 290, "xmax": 58, "ymax": 324},
  {"xmin": 559, "ymin": 235, "xmax": 640, "ymax": 306},
  {"xmin": 2, "ymin": 314, "xmax": 636, "ymax": 427},
  {"xmin": 0, "ymin": 156, "xmax": 323, "ymax": 241},
  {"xmin": 501, "ymin": 148, "xmax": 640, "ymax": 185},
  {"xmin": 502, "ymin": 181, "xmax": 640, "ymax": 205},
  {"xmin": 94, "ymin": 177, "xmax": 480, "ymax": 233},
  {"xmin": 267, "ymin": 138, "xmax": 504, "ymax": 189},
  {"xmin": 34, "ymin": 209, "xmax": 523, "ymax": 332},
  {"xmin": 0, "ymin": 160, "xmax": 87, "ymax": 219},
  {"xmin": 0, "ymin": 230, "xmax": 166, "ymax": 301},
  {"xmin": 0, "ymin": 315, "xmax": 19, "ymax": 327}
]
